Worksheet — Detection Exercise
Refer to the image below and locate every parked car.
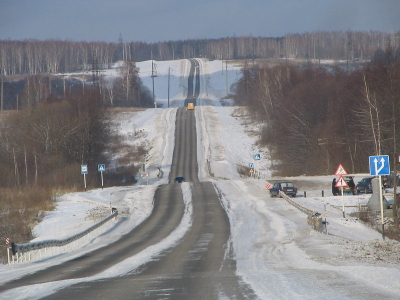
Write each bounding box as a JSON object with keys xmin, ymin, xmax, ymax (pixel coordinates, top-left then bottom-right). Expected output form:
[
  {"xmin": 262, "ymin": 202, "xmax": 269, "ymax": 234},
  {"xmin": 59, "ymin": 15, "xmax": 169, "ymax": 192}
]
[
  {"xmin": 174, "ymin": 176, "xmax": 185, "ymax": 183},
  {"xmin": 356, "ymin": 177, "xmax": 374, "ymax": 194},
  {"xmin": 269, "ymin": 181, "xmax": 298, "ymax": 197},
  {"xmin": 339, "ymin": 176, "xmax": 357, "ymax": 195}
]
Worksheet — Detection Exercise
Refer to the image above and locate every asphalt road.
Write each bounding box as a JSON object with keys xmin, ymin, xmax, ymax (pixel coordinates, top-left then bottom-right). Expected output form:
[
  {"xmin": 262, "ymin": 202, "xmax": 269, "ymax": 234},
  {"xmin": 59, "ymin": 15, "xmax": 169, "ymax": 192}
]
[{"xmin": 1, "ymin": 59, "xmax": 257, "ymax": 299}]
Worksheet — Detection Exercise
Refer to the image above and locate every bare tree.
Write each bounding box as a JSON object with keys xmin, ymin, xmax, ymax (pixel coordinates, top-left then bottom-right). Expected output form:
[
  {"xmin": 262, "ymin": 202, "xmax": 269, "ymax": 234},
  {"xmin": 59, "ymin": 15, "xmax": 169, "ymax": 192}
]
[{"xmin": 360, "ymin": 72, "xmax": 383, "ymax": 156}]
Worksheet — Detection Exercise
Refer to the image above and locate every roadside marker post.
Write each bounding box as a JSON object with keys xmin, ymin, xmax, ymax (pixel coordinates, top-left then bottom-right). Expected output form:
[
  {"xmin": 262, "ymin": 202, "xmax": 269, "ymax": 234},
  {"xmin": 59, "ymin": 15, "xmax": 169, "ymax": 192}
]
[
  {"xmin": 6, "ymin": 238, "xmax": 11, "ymax": 264},
  {"xmin": 324, "ymin": 213, "xmax": 328, "ymax": 235}
]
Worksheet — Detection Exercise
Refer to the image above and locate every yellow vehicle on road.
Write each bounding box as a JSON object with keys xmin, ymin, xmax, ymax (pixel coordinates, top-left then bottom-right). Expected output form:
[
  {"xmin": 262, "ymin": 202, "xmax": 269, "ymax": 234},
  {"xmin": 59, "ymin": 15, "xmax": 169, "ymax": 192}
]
[{"xmin": 187, "ymin": 103, "xmax": 194, "ymax": 110}]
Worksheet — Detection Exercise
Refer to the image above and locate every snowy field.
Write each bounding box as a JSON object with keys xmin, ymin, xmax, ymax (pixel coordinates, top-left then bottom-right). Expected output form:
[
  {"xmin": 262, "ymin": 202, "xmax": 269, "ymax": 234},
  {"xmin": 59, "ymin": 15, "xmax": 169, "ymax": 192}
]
[{"xmin": 1, "ymin": 59, "xmax": 400, "ymax": 299}]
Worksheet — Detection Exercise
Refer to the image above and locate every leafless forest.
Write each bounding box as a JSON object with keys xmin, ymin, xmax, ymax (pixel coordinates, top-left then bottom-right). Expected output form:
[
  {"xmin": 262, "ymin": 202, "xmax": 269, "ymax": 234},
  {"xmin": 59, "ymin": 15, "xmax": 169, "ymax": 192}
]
[
  {"xmin": 1, "ymin": 31, "xmax": 399, "ymax": 75},
  {"xmin": 0, "ymin": 61, "xmax": 150, "ymax": 253},
  {"xmin": 234, "ymin": 45, "xmax": 400, "ymax": 177}
]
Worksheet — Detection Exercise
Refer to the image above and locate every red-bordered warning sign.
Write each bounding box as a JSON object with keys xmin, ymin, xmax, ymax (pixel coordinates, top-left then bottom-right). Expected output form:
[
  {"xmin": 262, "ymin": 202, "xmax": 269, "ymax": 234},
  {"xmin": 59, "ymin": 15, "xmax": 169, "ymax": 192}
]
[
  {"xmin": 334, "ymin": 164, "xmax": 348, "ymax": 176},
  {"xmin": 335, "ymin": 175, "xmax": 349, "ymax": 187}
]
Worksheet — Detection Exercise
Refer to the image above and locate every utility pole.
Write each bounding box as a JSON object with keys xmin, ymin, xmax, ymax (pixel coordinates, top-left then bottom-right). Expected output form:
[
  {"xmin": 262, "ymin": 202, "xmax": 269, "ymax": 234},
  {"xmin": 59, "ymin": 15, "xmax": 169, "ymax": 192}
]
[
  {"xmin": 168, "ymin": 67, "xmax": 171, "ymax": 108},
  {"xmin": 225, "ymin": 60, "xmax": 228, "ymax": 97},
  {"xmin": 62, "ymin": 74, "xmax": 66, "ymax": 97},
  {"xmin": 151, "ymin": 51, "xmax": 157, "ymax": 108},
  {"xmin": 92, "ymin": 52, "xmax": 100, "ymax": 88},
  {"xmin": 347, "ymin": 31, "xmax": 353, "ymax": 71},
  {"xmin": 82, "ymin": 66, "xmax": 86, "ymax": 96},
  {"xmin": 1, "ymin": 74, "xmax": 4, "ymax": 111},
  {"xmin": 119, "ymin": 33, "xmax": 124, "ymax": 61},
  {"xmin": 126, "ymin": 62, "xmax": 130, "ymax": 103}
]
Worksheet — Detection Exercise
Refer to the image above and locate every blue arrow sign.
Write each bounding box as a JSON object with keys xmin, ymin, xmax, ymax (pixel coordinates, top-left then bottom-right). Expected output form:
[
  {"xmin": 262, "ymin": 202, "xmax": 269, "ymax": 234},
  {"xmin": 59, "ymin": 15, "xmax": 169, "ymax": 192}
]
[
  {"xmin": 249, "ymin": 163, "xmax": 254, "ymax": 168},
  {"xmin": 369, "ymin": 155, "xmax": 390, "ymax": 176}
]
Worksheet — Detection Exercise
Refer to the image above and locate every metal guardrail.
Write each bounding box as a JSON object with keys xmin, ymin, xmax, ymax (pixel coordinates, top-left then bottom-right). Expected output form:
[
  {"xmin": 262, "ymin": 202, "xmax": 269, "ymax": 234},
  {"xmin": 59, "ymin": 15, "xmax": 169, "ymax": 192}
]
[
  {"xmin": 7, "ymin": 208, "xmax": 118, "ymax": 264},
  {"xmin": 279, "ymin": 191, "xmax": 315, "ymax": 216},
  {"xmin": 279, "ymin": 191, "xmax": 325, "ymax": 233}
]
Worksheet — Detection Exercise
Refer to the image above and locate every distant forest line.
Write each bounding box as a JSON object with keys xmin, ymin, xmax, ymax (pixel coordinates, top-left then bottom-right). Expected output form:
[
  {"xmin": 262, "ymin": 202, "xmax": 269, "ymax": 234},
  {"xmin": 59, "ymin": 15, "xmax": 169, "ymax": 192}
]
[
  {"xmin": 1, "ymin": 30, "xmax": 400, "ymax": 75},
  {"xmin": 233, "ymin": 45, "xmax": 400, "ymax": 177}
]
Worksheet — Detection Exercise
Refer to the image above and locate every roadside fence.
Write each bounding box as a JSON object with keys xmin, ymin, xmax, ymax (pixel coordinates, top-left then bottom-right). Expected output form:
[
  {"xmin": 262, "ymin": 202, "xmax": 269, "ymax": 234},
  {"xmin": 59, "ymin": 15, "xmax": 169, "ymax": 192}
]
[{"xmin": 7, "ymin": 208, "xmax": 118, "ymax": 265}]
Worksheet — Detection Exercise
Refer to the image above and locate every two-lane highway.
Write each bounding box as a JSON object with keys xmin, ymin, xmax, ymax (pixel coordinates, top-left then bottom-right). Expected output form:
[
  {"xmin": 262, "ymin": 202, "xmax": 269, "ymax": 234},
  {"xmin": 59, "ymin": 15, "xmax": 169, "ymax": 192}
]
[{"xmin": 1, "ymin": 59, "xmax": 257, "ymax": 300}]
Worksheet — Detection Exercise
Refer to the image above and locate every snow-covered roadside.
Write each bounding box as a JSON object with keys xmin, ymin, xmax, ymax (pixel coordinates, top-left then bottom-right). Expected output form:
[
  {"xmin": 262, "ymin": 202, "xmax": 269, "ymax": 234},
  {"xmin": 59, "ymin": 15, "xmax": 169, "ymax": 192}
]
[
  {"xmin": 193, "ymin": 60, "xmax": 400, "ymax": 298},
  {"xmin": 0, "ymin": 105, "xmax": 173, "ymax": 282},
  {"xmin": 137, "ymin": 59, "xmax": 190, "ymax": 107},
  {"xmin": 195, "ymin": 100, "xmax": 400, "ymax": 297},
  {"xmin": 0, "ymin": 185, "xmax": 157, "ymax": 284},
  {"xmin": 0, "ymin": 183, "xmax": 194, "ymax": 300},
  {"xmin": 196, "ymin": 58, "xmax": 242, "ymax": 105},
  {"xmin": 112, "ymin": 107, "xmax": 178, "ymax": 185},
  {"xmin": 196, "ymin": 105, "xmax": 271, "ymax": 181},
  {"xmin": 213, "ymin": 178, "xmax": 400, "ymax": 299}
]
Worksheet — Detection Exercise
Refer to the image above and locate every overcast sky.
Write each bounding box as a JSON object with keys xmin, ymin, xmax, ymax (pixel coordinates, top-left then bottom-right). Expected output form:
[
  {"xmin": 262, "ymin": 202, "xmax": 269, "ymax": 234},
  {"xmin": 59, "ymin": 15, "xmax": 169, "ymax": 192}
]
[{"xmin": 1, "ymin": 0, "xmax": 399, "ymax": 43}]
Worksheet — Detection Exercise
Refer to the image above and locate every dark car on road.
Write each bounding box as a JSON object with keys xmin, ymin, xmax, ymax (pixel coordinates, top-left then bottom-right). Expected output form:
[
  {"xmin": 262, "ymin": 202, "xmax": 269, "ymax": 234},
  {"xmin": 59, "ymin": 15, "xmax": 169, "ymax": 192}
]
[
  {"xmin": 269, "ymin": 181, "xmax": 298, "ymax": 197},
  {"xmin": 356, "ymin": 177, "xmax": 374, "ymax": 194},
  {"xmin": 174, "ymin": 176, "xmax": 185, "ymax": 183},
  {"xmin": 339, "ymin": 176, "xmax": 357, "ymax": 195}
]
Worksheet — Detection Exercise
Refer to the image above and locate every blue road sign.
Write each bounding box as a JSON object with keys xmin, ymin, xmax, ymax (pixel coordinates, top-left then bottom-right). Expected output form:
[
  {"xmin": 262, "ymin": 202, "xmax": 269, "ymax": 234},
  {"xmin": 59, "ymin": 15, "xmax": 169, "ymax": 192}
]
[
  {"xmin": 249, "ymin": 163, "xmax": 254, "ymax": 168},
  {"xmin": 369, "ymin": 155, "xmax": 390, "ymax": 176},
  {"xmin": 81, "ymin": 165, "xmax": 88, "ymax": 174},
  {"xmin": 254, "ymin": 154, "xmax": 261, "ymax": 160},
  {"xmin": 98, "ymin": 164, "xmax": 106, "ymax": 172}
]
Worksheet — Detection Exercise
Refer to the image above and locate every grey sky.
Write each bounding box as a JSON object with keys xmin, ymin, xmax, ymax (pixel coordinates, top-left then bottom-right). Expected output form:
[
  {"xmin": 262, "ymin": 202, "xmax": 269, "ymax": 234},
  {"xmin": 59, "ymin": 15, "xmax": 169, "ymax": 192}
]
[{"xmin": 1, "ymin": 0, "xmax": 399, "ymax": 43}]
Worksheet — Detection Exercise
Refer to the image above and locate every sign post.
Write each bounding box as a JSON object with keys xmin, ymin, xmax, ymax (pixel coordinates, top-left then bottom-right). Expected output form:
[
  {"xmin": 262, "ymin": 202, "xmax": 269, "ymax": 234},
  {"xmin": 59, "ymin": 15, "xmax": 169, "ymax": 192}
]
[
  {"xmin": 253, "ymin": 154, "xmax": 261, "ymax": 178},
  {"xmin": 81, "ymin": 165, "xmax": 88, "ymax": 191},
  {"xmin": 249, "ymin": 163, "xmax": 254, "ymax": 177},
  {"xmin": 335, "ymin": 175, "xmax": 348, "ymax": 218},
  {"xmin": 369, "ymin": 155, "xmax": 390, "ymax": 239},
  {"xmin": 98, "ymin": 164, "xmax": 105, "ymax": 189},
  {"xmin": 335, "ymin": 164, "xmax": 348, "ymax": 218}
]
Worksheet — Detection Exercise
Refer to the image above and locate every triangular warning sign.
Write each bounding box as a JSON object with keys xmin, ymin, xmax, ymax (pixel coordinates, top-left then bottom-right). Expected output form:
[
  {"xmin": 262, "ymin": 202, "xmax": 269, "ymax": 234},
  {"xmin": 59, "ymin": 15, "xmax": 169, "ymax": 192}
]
[
  {"xmin": 334, "ymin": 164, "xmax": 348, "ymax": 176},
  {"xmin": 335, "ymin": 175, "xmax": 349, "ymax": 187}
]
